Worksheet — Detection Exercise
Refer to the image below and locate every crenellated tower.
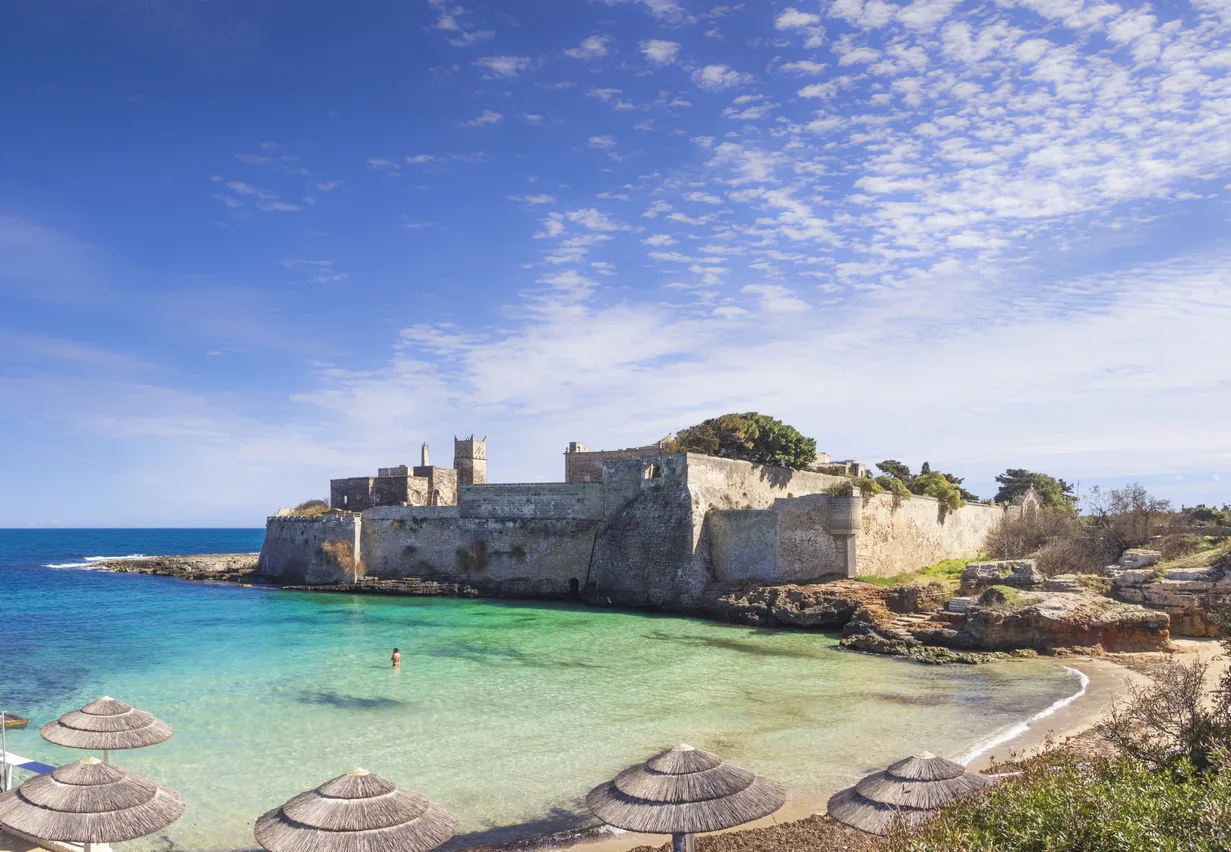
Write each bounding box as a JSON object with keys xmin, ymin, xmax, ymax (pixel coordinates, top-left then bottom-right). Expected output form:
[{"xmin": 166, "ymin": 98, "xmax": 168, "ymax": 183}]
[{"xmin": 454, "ymin": 435, "xmax": 487, "ymax": 486}]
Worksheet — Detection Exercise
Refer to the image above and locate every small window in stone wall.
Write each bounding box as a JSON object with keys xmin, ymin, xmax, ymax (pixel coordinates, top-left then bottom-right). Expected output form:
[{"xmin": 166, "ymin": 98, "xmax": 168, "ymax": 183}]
[
  {"xmin": 644, "ymin": 462, "xmax": 662, "ymax": 480},
  {"xmin": 343, "ymin": 495, "xmax": 348, "ymax": 506}
]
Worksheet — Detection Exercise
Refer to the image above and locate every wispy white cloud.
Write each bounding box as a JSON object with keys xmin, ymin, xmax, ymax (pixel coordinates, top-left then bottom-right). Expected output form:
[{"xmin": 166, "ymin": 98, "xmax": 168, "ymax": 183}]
[
  {"xmin": 565, "ymin": 35, "xmax": 611, "ymax": 59},
  {"xmin": 473, "ymin": 55, "xmax": 531, "ymax": 77},
  {"xmin": 459, "ymin": 109, "xmax": 503, "ymax": 127},
  {"xmin": 692, "ymin": 64, "xmax": 756, "ymax": 90}
]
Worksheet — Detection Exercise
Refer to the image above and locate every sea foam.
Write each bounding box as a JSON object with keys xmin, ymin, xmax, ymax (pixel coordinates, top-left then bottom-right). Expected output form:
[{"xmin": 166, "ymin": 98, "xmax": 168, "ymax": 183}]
[{"xmin": 955, "ymin": 665, "xmax": 1090, "ymax": 765}]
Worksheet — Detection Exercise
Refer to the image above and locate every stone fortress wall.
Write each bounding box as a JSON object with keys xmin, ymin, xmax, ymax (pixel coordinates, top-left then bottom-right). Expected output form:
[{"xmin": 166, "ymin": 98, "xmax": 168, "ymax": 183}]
[{"xmin": 261, "ymin": 441, "xmax": 1008, "ymax": 606}]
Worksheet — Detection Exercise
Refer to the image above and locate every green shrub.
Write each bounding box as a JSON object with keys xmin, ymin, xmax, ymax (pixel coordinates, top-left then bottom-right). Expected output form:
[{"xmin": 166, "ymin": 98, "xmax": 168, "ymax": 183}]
[
  {"xmin": 882, "ymin": 747, "xmax": 1231, "ymax": 852},
  {"xmin": 668, "ymin": 412, "xmax": 817, "ymax": 470},
  {"xmin": 915, "ymin": 472, "xmax": 964, "ymax": 514},
  {"xmin": 876, "ymin": 474, "xmax": 912, "ymax": 504}
]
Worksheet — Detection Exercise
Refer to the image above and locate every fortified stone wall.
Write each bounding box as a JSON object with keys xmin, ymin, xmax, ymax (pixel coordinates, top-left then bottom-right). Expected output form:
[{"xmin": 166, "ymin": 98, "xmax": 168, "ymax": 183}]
[
  {"xmin": 458, "ymin": 483, "xmax": 604, "ymax": 520},
  {"xmin": 854, "ymin": 494, "xmax": 1004, "ymax": 578},
  {"xmin": 358, "ymin": 506, "xmax": 598, "ymax": 597},
  {"xmin": 773, "ymin": 494, "xmax": 849, "ymax": 579},
  {"xmin": 588, "ymin": 455, "xmax": 697, "ymax": 606},
  {"xmin": 330, "ymin": 477, "xmax": 374, "ymax": 512},
  {"xmin": 565, "ymin": 445, "xmax": 664, "ymax": 484},
  {"xmin": 707, "ymin": 510, "xmax": 779, "ymax": 582},
  {"xmin": 267, "ymin": 451, "xmax": 1004, "ymax": 600},
  {"xmin": 259, "ymin": 514, "xmax": 360, "ymax": 584}
]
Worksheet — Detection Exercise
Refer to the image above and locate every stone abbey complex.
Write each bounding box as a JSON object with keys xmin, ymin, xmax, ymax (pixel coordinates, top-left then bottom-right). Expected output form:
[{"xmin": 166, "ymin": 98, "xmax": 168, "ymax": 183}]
[{"xmin": 260, "ymin": 434, "xmax": 1011, "ymax": 608}]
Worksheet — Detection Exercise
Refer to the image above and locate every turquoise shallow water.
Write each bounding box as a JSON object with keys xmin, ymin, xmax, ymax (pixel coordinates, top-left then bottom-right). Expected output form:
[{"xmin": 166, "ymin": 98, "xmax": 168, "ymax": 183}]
[{"xmin": 0, "ymin": 531, "xmax": 1082, "ymax": 851}]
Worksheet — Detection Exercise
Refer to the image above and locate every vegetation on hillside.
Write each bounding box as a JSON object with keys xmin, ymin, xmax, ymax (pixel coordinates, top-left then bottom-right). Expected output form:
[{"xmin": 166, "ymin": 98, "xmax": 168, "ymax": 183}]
[
  {"xmin": 993, "ymin": 468, "xmax": 1077, "ymax": 510},
  {"xmin": 667, "ymin": 413, "xmax": 818, "ymax": 470},
  {"xmin": 980, "ymin": 479, "xmax": 1229, "ymax": 575},
  {"xmin": 287, "ymin": 498, "xmax": 329, "ymax": 517},
  {"xmin": 881, "ymin": 614, "xmax": 1231, "ymax": 852},
  {"xmin": 873, "ymin": 460, "xmax": 973, "ymax": 512}
]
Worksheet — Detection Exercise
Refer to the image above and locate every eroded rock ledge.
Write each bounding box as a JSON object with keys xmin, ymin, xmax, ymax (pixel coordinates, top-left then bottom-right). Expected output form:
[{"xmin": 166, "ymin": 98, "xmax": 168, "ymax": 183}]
[
  {"xmin": 700, "ymin": 579, "xmax": 1172, "ymax": 660},
  {"xmin": 96, "ymin": 554, "xmax": 261, "ymax": 582}
]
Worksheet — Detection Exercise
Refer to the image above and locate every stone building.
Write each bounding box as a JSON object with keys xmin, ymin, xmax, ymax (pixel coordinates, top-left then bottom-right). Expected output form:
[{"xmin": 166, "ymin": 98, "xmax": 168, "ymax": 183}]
[
  {"xmin": 270, "ymin": 440, "xmax": 1009, "ymax": 598},
  {"xmin": 329, "ymin": 439, "xmax": 483, "ymax": 510}
]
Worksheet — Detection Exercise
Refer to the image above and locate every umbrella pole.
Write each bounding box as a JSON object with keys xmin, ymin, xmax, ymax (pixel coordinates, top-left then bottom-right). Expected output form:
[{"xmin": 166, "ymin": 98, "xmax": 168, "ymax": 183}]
[
  {"xmin": 102, "ymin": 749, "xmax": 109, "ymax": 765},
  {"xmin": 671, "ymin": 832, "xmax": 695, "ymax": 852}
]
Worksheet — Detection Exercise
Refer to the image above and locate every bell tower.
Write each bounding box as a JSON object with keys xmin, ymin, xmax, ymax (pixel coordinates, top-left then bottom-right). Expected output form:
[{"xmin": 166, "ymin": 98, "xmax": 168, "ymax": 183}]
[{"xmin": 454, "ymin": 435, "xmax": 487, "ymax": 486}]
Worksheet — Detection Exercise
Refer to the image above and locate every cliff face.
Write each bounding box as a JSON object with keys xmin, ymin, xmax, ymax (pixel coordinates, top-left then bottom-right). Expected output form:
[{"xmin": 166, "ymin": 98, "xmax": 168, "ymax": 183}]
[
  {"xmin": 1110, "ymin": 558, "xmax": 1231, "ymax": 638},
  {"xmin": 958, "ymin": 596, "xmax": 1171, "ymax": 652}
]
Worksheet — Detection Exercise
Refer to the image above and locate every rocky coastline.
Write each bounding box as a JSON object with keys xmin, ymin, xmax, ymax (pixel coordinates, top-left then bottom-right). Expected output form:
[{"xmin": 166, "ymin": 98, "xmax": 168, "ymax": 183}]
[{"xmin": 93, "ymin": 553, "xmax": 1184, "ymax": 661}]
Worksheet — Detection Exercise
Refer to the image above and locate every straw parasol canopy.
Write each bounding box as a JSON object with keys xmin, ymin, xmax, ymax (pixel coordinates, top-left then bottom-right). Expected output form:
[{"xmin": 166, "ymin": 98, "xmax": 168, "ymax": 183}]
[
  {"xmin": 0, "ymin": 757, "xmax": 184, "ymax": 849},
  {"xmin": 254, "ymin": 769, "xmax": 458, "ymax": 852},
  {"xmin": 587, "ymin": 744, "xmax": 785, "ymax": 839},
  {"xmin": 40, "ymin": 697, "xmax": 172, "ymax": 757},
  {"xmin": 827, "ymin": 751, "xmax": 992, "ymax": 836}
]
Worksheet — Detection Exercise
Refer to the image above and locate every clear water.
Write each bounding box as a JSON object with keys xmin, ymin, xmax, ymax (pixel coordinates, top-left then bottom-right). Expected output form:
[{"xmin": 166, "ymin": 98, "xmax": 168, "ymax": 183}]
[{"xmin": 0, "ymin": 530, "xmax": 1083, "ymax": 851}]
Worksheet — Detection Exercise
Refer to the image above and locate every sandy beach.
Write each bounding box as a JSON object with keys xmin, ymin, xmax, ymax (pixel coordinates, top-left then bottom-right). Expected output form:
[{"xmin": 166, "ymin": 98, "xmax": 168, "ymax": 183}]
[{"xmin": 547, "ymin": 639, "xmax": 1226, "ymax": 852}]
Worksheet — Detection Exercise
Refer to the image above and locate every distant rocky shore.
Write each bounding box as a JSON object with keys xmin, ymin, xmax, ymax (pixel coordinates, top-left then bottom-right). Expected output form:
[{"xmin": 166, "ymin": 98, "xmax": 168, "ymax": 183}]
[
  {"xmin": 96, "ymin": 553, "xmax": 261, "ymax": 583},
  {"xmin": 87, "ymin": 551, "xmax": 1219, "ymax": 662}
]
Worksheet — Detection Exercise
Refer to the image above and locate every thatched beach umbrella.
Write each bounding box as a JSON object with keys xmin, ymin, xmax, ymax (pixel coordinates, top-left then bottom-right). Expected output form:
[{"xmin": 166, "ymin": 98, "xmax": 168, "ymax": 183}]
[
  {"xmin": 827, "ymin": 752, "xmax": 992, "ymax": 836},
  {"xmin": 254, "ymin": 769, "xmax": 458, "ymax": 852},
  {"xmin": 40, "ymin": 697, "xmax": 172, "ymax": 764},
  {"xmin": 0, "ymin": 757, "xmax": 184, "ymax": 852},
  {"xmin": 587, "ymin": 744, "xmax": 785, "ymax": 852}
]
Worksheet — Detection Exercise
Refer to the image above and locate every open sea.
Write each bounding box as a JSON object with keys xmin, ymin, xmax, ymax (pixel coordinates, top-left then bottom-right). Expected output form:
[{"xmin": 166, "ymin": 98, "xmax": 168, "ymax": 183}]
[{"xmin": 0, "ymin": 529, "xmax": 1084, "ymax": 851}]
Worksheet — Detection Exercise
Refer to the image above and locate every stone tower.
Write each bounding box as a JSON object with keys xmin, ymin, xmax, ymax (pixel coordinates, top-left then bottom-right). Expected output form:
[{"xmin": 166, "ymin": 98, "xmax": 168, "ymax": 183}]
[{"xmin": 454, "ymin": 435, "xmax": 487, "ymax": 486}]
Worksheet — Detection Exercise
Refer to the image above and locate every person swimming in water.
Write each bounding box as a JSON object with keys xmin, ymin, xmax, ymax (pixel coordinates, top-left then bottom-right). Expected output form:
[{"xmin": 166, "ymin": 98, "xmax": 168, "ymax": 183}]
[{"xmin": 391, "ymin": 647, "xmax": 401, "ymax": 667}]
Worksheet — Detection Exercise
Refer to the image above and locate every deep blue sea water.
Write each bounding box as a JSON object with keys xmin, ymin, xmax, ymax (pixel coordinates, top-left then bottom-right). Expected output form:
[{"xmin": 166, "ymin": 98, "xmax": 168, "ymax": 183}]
[{"xmin": 0, "ymin": 529, "xmax": 1084, "ymax": 851}]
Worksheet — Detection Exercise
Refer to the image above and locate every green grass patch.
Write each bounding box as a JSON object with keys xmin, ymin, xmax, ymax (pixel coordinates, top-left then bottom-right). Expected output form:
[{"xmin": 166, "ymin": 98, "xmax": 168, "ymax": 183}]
[
  {"xmin": 1155, "ymin": 537, "xmax": 1231, "ymax": 572},
  {"xmin": 856, "ymin": 557, "xmax": 975, "ymax": 589}
]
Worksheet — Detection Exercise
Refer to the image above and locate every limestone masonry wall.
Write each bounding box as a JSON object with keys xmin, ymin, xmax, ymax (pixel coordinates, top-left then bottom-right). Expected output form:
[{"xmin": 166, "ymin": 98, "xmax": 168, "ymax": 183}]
[
  {"xmin": 260, "ymin": 515, "xmax": 359, "ymax": 584},
  {"xmin": 854, "ymin": 494, "xmax": 1004, "ymax": 578},
  {"xmin": 359, "ymin": 507, "xmax": 598, "ymax": 596},
  {"xmin": 264, "ymin": 450, "xmax": 1005, "ymax": 600},
  {"xmin": 458, "ymin": 483, "xmax": 604, "ymax": 520}
]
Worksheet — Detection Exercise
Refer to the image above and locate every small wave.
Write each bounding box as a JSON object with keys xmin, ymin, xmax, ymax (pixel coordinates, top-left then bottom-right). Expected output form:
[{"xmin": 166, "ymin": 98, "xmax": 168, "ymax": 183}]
[
  {"xmin": 43, "ymin": 554, "xmax": 148, "ymax": 571},
  {"xmin": 955, "ymin": 665, "xmax": 1090, "ymax": 765}
]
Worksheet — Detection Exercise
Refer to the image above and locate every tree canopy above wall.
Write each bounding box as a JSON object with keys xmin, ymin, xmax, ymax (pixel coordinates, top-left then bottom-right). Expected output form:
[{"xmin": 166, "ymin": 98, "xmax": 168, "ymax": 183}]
[{"xmin": 667, "ymin": 413, "xmax": 818, "ymax": 470}]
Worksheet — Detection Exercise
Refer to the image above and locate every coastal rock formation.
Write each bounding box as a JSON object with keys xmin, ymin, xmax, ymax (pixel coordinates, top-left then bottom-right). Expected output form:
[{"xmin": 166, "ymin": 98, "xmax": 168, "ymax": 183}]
[
  {"xmin": 959, "ymin": 560, "xmax": 1044, "ymax": 595},
  {"xmin": 956, "ymin": 593, "xmax": 1171, "ymax": 653},
  {"xmin": 1110, "ymin": 556, "xmax": 1230, "ymax": 637},
  {"xmin": 99, "ymin": 554, "xmax": 260, "ymax": 582},
  {"xmin": 700, "ymin": 581, "xmax": 886, "ymax": 628}
]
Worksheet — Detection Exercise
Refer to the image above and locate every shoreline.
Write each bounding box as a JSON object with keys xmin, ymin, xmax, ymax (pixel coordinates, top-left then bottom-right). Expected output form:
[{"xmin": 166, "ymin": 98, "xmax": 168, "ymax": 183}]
[
  {"xmin": 34, "ymin": 556, "xmax": 1225, "ymax": 852},
  {"xmin": 493, "ymin": 640, "xmax": 1225, "ymax": 852}
]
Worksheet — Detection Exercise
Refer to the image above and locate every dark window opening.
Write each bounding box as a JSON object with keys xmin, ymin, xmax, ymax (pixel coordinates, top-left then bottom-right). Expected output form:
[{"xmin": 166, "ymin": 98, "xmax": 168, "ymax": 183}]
[{"xmin": 644, "ymin": 462, "xmax": 662, "ymax": 480}]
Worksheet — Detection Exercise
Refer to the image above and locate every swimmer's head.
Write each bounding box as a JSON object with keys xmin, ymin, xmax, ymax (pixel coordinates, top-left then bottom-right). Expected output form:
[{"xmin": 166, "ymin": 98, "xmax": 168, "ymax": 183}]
[{"xmin": 393, "ymin": 648, "xmax": 399, "ymax": 653}]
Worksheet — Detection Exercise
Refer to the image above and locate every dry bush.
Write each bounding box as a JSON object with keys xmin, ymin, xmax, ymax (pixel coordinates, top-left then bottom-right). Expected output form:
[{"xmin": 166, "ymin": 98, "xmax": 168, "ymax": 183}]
[
  {"xmin": 1161, "ymin": 533, "xmax": 1205, "ymax": 561},
  {"xmin": 289, "ymin": 498, "xmax": 329, "ymax": 517},
  {"xmin": 1097, "ymin": 655, "xmax": 1230, "ymax": 771},
  {"xmin": 983, "ymin": 509, "xmax": 1082, "ymax": 560},
  {"xmin": 1035, "ymin": 536, "xmax": 1118, "ymax": 576}
]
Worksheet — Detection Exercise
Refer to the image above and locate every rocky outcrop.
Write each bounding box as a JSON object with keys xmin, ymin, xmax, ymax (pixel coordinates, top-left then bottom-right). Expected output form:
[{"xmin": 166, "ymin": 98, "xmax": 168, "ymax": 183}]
[
  {"xmin": 884, "ymin": 583, "xmax": 949, "ymax": 613},
  {"xmin": 1110, "ymin": 557, "xmax": 1230, "ymax": 637},
  {"xmin": 956, "ymin": 593, "xmax": 1171, "ymax": 652},
  {"xmin": 99, "ymin": 554, "xmax": 260, "ymax": 582},
  {"xmin": 959, "ymin": 560, "xmax": 1044, "ymax": 594},
  {"xmin": 700, "ymin": 581, "xmax": 885, "ymax": 628}
]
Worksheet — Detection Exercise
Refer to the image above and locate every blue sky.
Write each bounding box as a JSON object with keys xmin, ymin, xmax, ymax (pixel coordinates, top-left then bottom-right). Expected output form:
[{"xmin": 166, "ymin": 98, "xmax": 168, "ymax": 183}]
[{"xmin": 2, "ymin": 0, "xmax": 1230, "ymax": 527}]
